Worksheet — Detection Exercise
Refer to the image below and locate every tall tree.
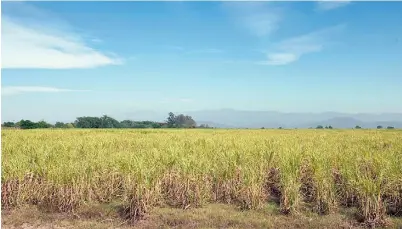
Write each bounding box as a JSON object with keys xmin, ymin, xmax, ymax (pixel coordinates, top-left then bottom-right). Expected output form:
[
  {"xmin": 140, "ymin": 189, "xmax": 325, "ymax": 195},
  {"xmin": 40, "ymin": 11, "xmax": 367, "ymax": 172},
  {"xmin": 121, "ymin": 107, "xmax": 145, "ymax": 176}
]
[
  {"xmin": 120, "ymin": 120, "xmax": 136, "ymax": 128},
  {"xmin": 167, "ymin": 112, "xmax": 176, "ymax": 128},
  {"xmin": 55, "ymin": 122, "xmax": 66, "ymax": 128},
  {"xmin": 17, "ymin": 120, "xmax": 37, "ymax": 129},
  {"xmin": 74, "ymin": 117, "xmax": 102, "ymax": 128},
  {"xmin": 100, "ymin": 115, "xmax": 121, "ymax": 128},
  {"xmin": 166, "ymin": 112, "xmax": 197, "ymax": 128},
  {"xmin": 36, "ymin": 120, "xmax": 52, "ymax": 128},
  {"xmin": 66, "ymin": 123, "xmax": 75, "ymax": 128}
]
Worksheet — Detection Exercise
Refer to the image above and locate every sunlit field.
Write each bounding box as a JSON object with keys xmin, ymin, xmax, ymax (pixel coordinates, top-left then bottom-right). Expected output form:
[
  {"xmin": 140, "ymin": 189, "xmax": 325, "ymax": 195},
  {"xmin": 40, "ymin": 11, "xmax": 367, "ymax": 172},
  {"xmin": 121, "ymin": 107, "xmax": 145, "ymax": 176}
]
[{"xmin": 2, "ymin": 129, "xmax": 402, "ymax": 228}]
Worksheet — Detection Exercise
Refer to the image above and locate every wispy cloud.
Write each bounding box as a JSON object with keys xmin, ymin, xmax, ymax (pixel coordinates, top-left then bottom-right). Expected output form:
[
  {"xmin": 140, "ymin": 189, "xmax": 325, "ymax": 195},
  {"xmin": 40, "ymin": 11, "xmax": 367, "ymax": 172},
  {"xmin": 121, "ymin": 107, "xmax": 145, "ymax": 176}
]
[
  {"xmin": 258, "ymin": 53, "xmax": 300, "ymax": 66},
  {"xmin": 1, "ymin": 86, "xmax": 91, "ymax": 96},
  {"xmin": 257, "ymin": 24, "xmax": 345, "ymax": 65},
  {"xmin": 223, "ymin": 2, "xmax": 283, "ymax": 37},
  {"xmin": 316, "ymin": 1, "xmax": 351, "ymax": 11},
  {"xmin": 1, "ymin": 2, "xmax": 122, "ymax": 69}
]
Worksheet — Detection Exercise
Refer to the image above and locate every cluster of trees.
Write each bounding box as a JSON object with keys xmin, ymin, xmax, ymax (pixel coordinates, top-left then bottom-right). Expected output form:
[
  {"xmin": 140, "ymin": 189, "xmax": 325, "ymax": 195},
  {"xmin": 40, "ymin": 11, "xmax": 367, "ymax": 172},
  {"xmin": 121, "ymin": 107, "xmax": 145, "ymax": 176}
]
[
  {"xmin": 74, "ymin": 116, "xmax": 168, "ymax": 129},
  {"xmin": 74, "ymin": 116, "xmax": 121, "ymax": 128},
  {"xmin": 166, "ymin": 112, "xmax": 197, "ymax": 128},
  {"xmin": 3, "ymin": 114, "xmax": 397, "ymax": 130},
  {"xmin": 2, "ymin": 120, "xmax": 63, "ymax": 129},
  {"xmin": 315, "ymin": 125, "xmax": 334, "ymax": 129},
  {"xmin": 1, "ymin": 113, "xmax": 209, "ymax": 130},
  {"xmin": 355, "ymin": 125, "xmax": 395, "ymax": 129},
  {"xmin": 313, "ymin": 125, "xmax": 395, "ymax": 129},
  {"xmin": 73, "ymin": 113, "xmax": 199, "ymax": 129},
  {"xmin": 377, "ymin": 125, "xmax": 395, "ymax": 129}
]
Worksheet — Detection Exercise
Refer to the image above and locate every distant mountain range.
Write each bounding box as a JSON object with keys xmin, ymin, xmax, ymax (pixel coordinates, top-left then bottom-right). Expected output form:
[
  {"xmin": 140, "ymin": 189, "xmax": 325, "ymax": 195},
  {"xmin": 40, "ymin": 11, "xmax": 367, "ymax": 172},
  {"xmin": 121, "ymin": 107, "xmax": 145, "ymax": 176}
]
[{"xmin": 125, "ymin": 109, "xmax": 402, "ymax": 129}]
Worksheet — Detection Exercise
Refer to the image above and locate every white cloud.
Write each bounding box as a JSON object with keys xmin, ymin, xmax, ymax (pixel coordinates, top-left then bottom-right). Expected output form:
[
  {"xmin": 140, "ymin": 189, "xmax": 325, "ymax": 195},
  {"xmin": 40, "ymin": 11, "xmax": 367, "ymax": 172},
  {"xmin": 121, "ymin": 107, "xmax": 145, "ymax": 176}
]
[
  {"xmin": 1, "ymin": 86, "xmax": 90, "ymax": 96},
  {"xmin": 1, "ymin": 3, "xmax": 122, "ymax": 69},
  {"xmin": 258, "ymin": 24, "xmax": 345, "ymax": 65},
  {"xmin": 257, "ymin": 53, "xmax": 299, "ymax": 66},
  {"xmin": 223, "ymin": 2, "xmax": 283, "ymax": 37},
  {"xmin": 316, "ymin": 1, "xmax": 350, "ymax": 11}
]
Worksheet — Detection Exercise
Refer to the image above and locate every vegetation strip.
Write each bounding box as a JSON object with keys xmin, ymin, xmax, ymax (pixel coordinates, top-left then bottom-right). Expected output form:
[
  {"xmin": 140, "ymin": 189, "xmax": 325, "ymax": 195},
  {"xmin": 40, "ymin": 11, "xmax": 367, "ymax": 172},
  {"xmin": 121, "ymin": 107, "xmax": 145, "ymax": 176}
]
[{"xmin": 2, "ymin": 129, "xmax": 402, "ymax": 228}]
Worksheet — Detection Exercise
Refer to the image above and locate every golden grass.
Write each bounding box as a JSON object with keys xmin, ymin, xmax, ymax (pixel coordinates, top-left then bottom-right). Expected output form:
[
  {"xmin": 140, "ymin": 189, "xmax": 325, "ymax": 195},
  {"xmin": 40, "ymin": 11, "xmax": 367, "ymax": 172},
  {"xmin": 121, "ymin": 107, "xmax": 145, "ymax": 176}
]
[{"xmin": 2, "ymin": 129, "xmax": 402, "ymax": 227}]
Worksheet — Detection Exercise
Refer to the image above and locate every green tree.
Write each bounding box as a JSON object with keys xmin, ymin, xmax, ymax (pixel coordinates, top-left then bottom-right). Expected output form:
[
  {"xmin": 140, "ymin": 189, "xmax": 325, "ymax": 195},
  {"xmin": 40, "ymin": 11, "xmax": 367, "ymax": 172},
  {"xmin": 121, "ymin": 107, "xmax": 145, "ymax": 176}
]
[
  {"xmin": 387, "ymin": 126, "xmax": 395, "ymax": 129},
  {"xmin": 120, "ymin": 120, "xmax": 163, "ymax": 129},
  {"xmin": 166, "ymin": 112, "xmax": 197, "ymax": 128},
  {"xmin": 355, "ymin": 125, "xmax": 362, "ymax": 129},
  {"xmin": 74, "ymin": 117, "xmax": 102, "ymax": 128},
  {"xmin": 316, "ymin": 125, "xmax": 324, "ymax": 129},
  {"xmin": 120, "ymin": 120, "xmax": 136, "ymax": 128},
  {"xmin": 198, "ymin": 124, "xmax": 211, "ymax": 129},
  {"xmin": 175, "ymin": 114, "xmax": 196, "ymax": 128},
  {"xmin": 66, "ymin": 123, "xmax": 75, "ymax": 128},
  {"xmin": 167, "ymin": 112, "xmax": 176, "ymax": 128},
  {"xmin": 74, "ymin": 116, "xmax": 121, "ymax": 128},
  {"xmin": 17, "ymin": 120, "xmax": 37, "ymax": 129},
  {"xmin": 100, "ymin": 115, "xmax": 121, "ymax": 128},
  {"xmin": 377, "ymin": 125, "xmax": 383, "ymax": 129},
  {"xmin": 2, "ymin": 122, "xmax": 15, "ymax": 127},
  {"xmin": 55, "ymin": 122, "xmax": 66, "ymax": 128},
  {"xmin": 151, "ymin": 122, "xmax": 162, "ymax": 128},
  {"xmin": 328, "ymin": 125, "xmax": 333, "ymax": 129},
  {"xmin": 36, "ymin": 120, "xmax": 52, "ymax": 128}
]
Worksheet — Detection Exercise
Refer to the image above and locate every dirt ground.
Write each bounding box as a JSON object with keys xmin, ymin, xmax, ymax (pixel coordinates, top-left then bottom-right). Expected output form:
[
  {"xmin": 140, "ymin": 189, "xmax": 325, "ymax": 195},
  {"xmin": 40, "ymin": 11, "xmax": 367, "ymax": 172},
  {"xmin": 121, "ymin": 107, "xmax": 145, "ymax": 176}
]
[{"xmin": 2, "ymin": 203, "xmax": 402, "ymax": 229}]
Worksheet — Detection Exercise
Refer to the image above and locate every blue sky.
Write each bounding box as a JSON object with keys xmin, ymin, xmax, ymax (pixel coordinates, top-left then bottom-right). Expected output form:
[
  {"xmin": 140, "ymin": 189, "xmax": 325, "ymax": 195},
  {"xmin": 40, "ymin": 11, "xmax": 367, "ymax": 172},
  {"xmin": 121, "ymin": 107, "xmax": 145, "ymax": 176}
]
[{"xmin": 1, "ymin": 1, "xmax": 402, "ymax": 122}]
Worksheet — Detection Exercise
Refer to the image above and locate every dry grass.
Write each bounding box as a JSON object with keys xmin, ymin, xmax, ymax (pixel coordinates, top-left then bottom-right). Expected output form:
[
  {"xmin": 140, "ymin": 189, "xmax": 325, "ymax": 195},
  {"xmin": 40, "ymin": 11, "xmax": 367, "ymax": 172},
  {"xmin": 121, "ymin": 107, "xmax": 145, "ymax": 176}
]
[
  {"xmin": 1, "ymin": 203, "xmax": 382, "ymax": 229},
  {"xmin": 2, "ymin": 129, "xmax": 402, "ymax": 228}
]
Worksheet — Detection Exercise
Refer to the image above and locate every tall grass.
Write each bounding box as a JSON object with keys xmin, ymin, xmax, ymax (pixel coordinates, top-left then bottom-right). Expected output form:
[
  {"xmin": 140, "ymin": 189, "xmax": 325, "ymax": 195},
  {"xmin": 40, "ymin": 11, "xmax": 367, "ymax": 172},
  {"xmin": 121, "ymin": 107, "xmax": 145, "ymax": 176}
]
[{"xmin": 2, "ymin": 129, "xmax": 401, "ymax": 227}]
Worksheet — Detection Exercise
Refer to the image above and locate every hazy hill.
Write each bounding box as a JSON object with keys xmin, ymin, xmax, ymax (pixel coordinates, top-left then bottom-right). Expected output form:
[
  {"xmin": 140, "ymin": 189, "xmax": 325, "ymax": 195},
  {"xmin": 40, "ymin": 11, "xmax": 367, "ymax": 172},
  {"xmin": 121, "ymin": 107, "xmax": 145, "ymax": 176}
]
[{"xmin": 124, "ymin": 109, "xmax": 402, "ymax": 129}]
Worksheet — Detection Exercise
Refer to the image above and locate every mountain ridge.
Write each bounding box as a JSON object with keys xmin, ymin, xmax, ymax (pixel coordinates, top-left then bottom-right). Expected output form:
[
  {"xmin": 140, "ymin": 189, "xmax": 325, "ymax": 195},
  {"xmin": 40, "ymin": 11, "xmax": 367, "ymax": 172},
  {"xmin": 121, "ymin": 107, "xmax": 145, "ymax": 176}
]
[{"xmin": 125, "ymin": 109, "xmax": 402, "ymax": 129}]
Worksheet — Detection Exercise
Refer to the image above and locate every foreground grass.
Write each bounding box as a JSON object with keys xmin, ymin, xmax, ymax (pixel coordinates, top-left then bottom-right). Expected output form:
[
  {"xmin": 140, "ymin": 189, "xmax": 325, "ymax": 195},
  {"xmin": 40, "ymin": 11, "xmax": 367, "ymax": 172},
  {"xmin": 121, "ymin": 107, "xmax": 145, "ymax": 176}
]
[{"xmin": 2, "ymin": 129, "xmax": 402, "ymax": 227}]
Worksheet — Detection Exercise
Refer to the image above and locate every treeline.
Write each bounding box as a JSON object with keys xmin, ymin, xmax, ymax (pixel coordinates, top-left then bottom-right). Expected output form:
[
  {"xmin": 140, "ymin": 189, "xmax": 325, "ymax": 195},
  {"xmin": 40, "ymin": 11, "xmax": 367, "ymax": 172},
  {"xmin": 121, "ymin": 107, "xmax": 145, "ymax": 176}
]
[
  {"xmin": 309, "ymin": 125, "xmax": 395, "ymax": 129},
  {"xmin": 2, "ymin": 120, "xmax": 68, "ymax": 129},
  {"xmin": 2, "ymin": 112, "xmax": 213, "ymax": 130}
]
